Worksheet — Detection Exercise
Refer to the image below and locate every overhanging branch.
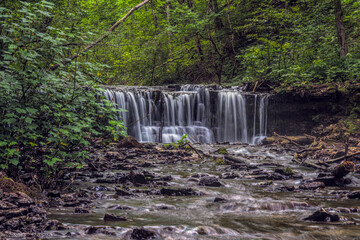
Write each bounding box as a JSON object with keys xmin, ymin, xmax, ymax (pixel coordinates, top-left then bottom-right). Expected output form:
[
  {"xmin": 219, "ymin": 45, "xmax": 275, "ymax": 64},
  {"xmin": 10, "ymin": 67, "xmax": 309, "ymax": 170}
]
[{"xmin": 50, "ymin": 0, "xmax": 151, "ymax": 71}]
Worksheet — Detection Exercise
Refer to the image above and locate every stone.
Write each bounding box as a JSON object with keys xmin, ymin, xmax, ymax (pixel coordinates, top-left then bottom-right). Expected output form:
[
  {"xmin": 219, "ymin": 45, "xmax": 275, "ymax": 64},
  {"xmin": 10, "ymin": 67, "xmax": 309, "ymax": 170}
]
[
  {"xmin": 348, "ymin": 191, "xmax": 360, "ymax": 199},
  {"xmin": 103, "ymin": 213, "xmax": 127, "ymax": 222},
  {"xmin": 199, "ymin": 176, "xmax": 223, "ymax": 187},
  {"xmin": 85, "ymin": 226, "xmax": 115, "ymax": 235},
  {"xmin": 214, "ymin": 197, "xmax": 228, "ymax": 203},
  {"xmin": 130, "ymin": 228, "xmax": 155, "ymax": 240},
  {"xmin": 74, "ymin": 208, "xmax": 91, "ymax": 213},
  {"xmin": 118, "ymin": 136, "xmax": 142, "ymax": 148},
  {"xmin": 160, "ymin": 188, "xmax": 201, "ymax": 196},
  {"xmin": 0, "ymin": 201, "xmax": 17, "ymax": 210},
  {"xmin": 304, "ymin": 209, "xmax": 340, "ymax": 222},
  {"xmin": 44, "ymin": 220, "xmax": 67, "ymax": 230},
  {"xmin": 47, "ymin": 191, "xmax": 61, "ymax": 198},
  {"xmin": 115, "ymin": 188, "xmax": 133, "ymax": 196},
  {"xmin": 299, "ymin": 181, "xmax": 325, "ymax": 190}
]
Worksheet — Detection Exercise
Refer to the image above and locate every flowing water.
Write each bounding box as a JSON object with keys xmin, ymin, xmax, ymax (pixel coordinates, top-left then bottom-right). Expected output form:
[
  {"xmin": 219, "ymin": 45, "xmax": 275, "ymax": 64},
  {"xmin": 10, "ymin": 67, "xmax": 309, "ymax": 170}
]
[
  {"xmin": 103, "ymin": 85, "xmax": 268, "ymax": 144},
  {"xmin": 47, "ymin": 143, "xmax": 360, "ymax": 240}
]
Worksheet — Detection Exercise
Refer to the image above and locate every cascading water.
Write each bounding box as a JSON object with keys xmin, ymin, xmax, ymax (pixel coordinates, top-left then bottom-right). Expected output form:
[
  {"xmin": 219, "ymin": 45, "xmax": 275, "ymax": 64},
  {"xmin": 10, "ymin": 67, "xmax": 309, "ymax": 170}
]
[{"xmin": 103, "ymin": 85, "xmax": 268, "ymax": 144}]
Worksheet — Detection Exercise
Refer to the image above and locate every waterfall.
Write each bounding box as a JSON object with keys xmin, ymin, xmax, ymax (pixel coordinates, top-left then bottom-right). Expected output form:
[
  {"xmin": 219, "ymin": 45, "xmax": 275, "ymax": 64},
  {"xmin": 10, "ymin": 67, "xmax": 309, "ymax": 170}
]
[{"xmin": 103, "ymin": 85, "xmax": 268, "ymax": 144}]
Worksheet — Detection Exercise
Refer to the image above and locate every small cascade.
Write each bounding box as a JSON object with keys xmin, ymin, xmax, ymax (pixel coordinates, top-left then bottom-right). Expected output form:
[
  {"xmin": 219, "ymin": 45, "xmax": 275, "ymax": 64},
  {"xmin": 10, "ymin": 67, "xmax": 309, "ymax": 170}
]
[{"xmin": 103, "ymin": 85, "xmax": 268, "ymax": 144}]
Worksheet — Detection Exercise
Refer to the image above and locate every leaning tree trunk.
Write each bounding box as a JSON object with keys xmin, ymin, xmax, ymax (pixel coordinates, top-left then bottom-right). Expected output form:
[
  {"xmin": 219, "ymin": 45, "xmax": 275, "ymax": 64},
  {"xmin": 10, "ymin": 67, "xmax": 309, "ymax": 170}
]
[{"xmin": 334, "ymin": 0, "xmax": 348, "ymax": 57}]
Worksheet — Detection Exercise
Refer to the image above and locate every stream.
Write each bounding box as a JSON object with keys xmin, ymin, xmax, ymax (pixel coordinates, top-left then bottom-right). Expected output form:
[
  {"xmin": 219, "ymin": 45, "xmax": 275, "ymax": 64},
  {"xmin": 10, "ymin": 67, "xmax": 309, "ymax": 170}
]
[{"xmin": 45, "ymin": 143, "xmax": 360, "ymax": 239}]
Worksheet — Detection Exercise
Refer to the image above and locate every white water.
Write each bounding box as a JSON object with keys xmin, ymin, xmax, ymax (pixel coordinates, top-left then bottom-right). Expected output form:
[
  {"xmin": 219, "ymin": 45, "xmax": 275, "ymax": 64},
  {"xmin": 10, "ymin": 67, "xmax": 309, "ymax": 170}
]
[{"xmin": 103, "ymin": 85, "xmax": 268, "ymax": 144}]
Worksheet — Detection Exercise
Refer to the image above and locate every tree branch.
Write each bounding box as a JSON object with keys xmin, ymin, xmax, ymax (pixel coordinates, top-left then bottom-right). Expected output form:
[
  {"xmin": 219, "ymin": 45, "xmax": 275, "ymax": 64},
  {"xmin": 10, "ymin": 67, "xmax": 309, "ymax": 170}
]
[{"xmin": 50, "ymin": 0, "xmax": 151, "ymax": 71}]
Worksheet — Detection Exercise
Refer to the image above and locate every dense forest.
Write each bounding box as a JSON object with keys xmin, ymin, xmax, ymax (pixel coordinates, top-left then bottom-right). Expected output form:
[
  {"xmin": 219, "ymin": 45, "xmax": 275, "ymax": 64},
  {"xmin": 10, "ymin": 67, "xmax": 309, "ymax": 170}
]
[
  {"xmin": 1, "ymin": 1, "xmax": 360, "ymax": 239},
  {"xmin": 2, "ymin": 0, "xmax": 360, "ymax": 86}
]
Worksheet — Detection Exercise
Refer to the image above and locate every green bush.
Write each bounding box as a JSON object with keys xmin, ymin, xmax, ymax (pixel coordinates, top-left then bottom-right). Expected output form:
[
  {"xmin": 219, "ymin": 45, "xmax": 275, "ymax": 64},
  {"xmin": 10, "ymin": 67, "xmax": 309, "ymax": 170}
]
[{"xmin": 0, "ymin": 1, "xmax": 125, "ymax": 180}]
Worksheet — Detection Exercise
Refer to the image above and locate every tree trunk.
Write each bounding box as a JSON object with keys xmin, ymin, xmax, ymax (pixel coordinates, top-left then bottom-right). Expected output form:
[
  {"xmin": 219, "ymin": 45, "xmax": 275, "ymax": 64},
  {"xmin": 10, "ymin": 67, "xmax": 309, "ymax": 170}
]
[
  {"xmin": 194, "ymin": 33, "xmax": 204, "ymax": 61},
  {"xmin": 334, "ymin": 0, "xmax": 348, "ymax": 57}
]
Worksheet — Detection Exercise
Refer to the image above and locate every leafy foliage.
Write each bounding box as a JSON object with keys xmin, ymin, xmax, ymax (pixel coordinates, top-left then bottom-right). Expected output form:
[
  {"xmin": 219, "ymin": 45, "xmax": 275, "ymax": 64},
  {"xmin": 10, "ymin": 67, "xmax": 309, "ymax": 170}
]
[
  {"xmin": 0, "ymin": 1, "xmax": 125, "ymax": 181},
  {"xmin": 47, "ymin": 0, "xmax": 360, "ymax": 87}
]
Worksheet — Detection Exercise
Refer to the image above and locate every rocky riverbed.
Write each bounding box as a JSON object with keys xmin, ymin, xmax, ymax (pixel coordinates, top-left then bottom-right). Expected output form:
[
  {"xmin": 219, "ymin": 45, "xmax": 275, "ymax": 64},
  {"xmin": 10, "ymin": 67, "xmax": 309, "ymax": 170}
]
[{"xmin": 2, "ymin": 139, "xmax": 360, "ymax": 239}]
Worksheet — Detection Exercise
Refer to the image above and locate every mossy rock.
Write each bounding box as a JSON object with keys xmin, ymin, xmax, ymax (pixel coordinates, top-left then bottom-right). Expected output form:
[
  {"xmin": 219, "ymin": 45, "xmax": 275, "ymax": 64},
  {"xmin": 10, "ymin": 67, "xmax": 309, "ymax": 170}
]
[{"xmin": 0, "ymin": 178, "xmax": 35, "ymax": 197}]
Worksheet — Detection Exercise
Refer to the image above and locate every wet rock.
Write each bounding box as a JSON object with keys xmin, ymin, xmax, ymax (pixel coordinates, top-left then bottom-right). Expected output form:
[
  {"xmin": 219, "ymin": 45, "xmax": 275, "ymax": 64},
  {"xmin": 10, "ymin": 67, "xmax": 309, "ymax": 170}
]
[
  {"xmin": 85, "ymin": 226, "xmax": 116, "ymax": 235},
  {"xmin": 214, "ymin": 197, "xmax": 228, "ymax": 203},
  {"xmin": 118, "ymin": 136, "xmax": 142, "ymax": 148},
  {"xmin": 115, "ymin": 188, "xmax": 133, "ymax": 196},
  {"xmin": 157, "ymin": 175, "xmax": 173, "ymax": 181},
  {"xmin": 304, "ymin": 209, "xmax": 340, "ymax": 222},
  {"xmin": 139, "ymin": 162, "xmax": 154, "ymax": 168},
  {"xmin": 5, "ymin": 192, "xmax": 34, "ymax": 207},
  {"xmin": 299, "ymin": 181, "xmax": 325, "ymax": 190},
  {"xmin": 316, "ymin": 177, "xmax": 352, "ymax": 187},
  {"xmin": 277, "ymin": 186, "xmax": 296, "ymax": 192},
  {"xmin": 44, "ymin": 220, "xmax": 67, "ymax": 230},
  {"xmin": 130, "ymin": 173, "xmax": 148, "ymax": 185},
  {"xmin": 348, "ymin": 191, "xmax": 360, "ymax": 199},
  {"xmin": 199, "ymin": 176, "xmax": 223, "ymax": 187},
  {"xmin": 220, "ymin": 172, "xmax": 239, "ymax": 179},
  {"xmin": 0, "ymin": 208, "xmax": 28, "ymax": 218},
  {"xmin": 114, "ymin": 163, "xmax": 138, "ymax": 170},
  {"xmin": 47, "ymin": 191, "xmax": 61, "ymax": 198},
  {"xmin": 230, "ymin": 164, "xmax": 249, "ymax": 170},
  {"xmin": 88, "ymin": 185, "xmax": 114, "ymax": 191},
  {"xmin": 108, "ymin": 205, "xmax": 135, "ymax": 210},
  {"xmin": 160, "ymin": 188, "xmax": 201, "ymax": 196},
  {"xmin": 130, "ymin": 228, "xmax": 156, "ymax": 240},
  {"xmin": 152, "ymin": 204, "xmax": 176, "ymax": 210},
  {"xmin": 74, "ymin": 208, "xmax": 91, "ymax": 213},
  {"xmin": 191, "ymin": 173, "xmax": 209, "ymax": 178},
  {"xmin": 0, "ymin": 201, "xmax": 17, "ymax": 210},
  {"xmin": 105, "ymin": 151, "xmax": 124, "ymax": 159},
  {"xmin": 66, "ymin": 232, "xmax": 80, "ymax": 237},
  {"xmin": 95, "ymin": 178, "xmax": 117, "ymax": 184},
  {"xmin": 104, "ymin": 213, "xmax": 127, "ymax": 221}
]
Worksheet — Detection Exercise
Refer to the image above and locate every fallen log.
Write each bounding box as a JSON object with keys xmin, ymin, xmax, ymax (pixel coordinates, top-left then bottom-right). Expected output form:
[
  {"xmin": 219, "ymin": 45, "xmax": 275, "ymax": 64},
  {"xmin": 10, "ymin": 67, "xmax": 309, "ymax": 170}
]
[
  {"xmin": 326, "ymin": 151, "xmax": 360, "ymax": 164},
  {"xmin": 293, "ymin": 158, "xmax": 325, "ymax": 170}
]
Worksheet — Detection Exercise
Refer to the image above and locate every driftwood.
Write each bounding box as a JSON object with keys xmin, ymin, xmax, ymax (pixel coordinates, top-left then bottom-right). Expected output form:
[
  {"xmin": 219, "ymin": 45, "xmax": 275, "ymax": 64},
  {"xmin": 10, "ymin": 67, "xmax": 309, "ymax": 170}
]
[
  {"xmin": 185, "ymin": 143, "xmax": 204, "ymax": 162},
  {"xmin": 293, "ymin": 158, "xmax": 325, "ymax": 170},
  {"xmin": 326, "ymin": 151, "xmax": 360, "ymax": 164},
  {"xmin": 50, "ymin": 0, "xmax": 151, "ymax": 71}
]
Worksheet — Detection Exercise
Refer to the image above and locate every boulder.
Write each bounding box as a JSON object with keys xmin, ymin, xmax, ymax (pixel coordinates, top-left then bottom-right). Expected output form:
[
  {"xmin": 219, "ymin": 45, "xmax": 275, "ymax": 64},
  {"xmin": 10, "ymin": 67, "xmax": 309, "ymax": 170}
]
[
  {"xmin": 118, "ymin": 136, "xmax": 142, "ymax": 148},
  {"xmin": 304, "ymin": 209, "xmax": 340, "ymax": 222},
  {"xmin": 348, "ymin": 191, "xmax": 360, "ymax": 199},
  {"xmin": 104, "ymin": 213, "xmax": 127, "ymax": 222},
  {"xmin": 130, "ymin": 228, "xmax": 156, "ymax": 240},
  {"xmin": 199, "ymin": 176, "xmax": 223, "ymax": 187}
]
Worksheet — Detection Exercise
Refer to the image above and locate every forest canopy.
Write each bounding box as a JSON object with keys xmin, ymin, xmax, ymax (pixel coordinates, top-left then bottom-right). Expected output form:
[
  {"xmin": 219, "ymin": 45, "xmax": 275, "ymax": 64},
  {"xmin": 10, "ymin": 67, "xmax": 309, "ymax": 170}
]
[{"xmin": 2, "ymin": 0, "xmax": 359, "ymax": 87}]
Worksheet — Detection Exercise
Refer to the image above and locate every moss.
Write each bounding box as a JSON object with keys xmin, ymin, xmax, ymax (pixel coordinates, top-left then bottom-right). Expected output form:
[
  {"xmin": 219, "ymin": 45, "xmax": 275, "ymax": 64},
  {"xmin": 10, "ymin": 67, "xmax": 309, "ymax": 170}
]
[
  {"xmin": 284, "ymin": 167, "xmax": 293, "ymax": 175},
  {"xmin": 215, "ymin": 158, "xmax": 226, "ymax": 165},
  {"xmin": 0, "ymin": 178, "xmax": 35, "ymax": 197},
  {"xmin": 338, "ymin": 87, "xmax": 349, "ymax": 95},
  {"xmin": 217, "ymin": 148, "xmax": 228, "ymax": 154}
]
